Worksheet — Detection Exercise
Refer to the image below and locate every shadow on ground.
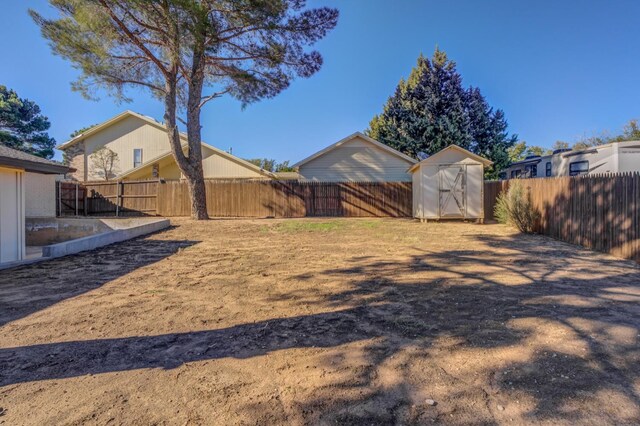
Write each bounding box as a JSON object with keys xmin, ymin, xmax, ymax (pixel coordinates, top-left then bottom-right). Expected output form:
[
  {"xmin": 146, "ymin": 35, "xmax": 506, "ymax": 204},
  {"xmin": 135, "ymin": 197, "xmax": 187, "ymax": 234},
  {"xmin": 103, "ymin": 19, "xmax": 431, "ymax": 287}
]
[
  {"xmin": 1, "ymin": 227, "xmax": 639, "ymax": 424},
  {"xmin": 0, "ymin": 230, "xmax": 198, "ymax": 327}
]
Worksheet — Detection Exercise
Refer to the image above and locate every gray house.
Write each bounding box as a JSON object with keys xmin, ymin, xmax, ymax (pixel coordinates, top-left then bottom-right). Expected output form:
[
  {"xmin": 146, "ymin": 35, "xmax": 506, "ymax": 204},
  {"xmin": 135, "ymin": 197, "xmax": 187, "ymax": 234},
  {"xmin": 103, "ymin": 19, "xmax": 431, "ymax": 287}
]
[
  {"xmin": 293, "ymin": 132, "xmax": 417, "ymax": 182},
  {"xmin": 501, "ymin": 140, "xmax": 640, "ymax": 179}
]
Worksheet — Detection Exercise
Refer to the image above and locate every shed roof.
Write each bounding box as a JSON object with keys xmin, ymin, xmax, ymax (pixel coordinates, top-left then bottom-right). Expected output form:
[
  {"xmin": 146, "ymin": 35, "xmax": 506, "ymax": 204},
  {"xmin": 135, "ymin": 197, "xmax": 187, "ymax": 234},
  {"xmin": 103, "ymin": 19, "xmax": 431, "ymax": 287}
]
[
  {"xmin": 408, "ymin": 145, "xmax": 492, "ymax": 172},
  {"xmin": 292, "ymin": 132, "xmax": 417, "ymax": 168},
  {"xmin": 0, "ymin": 145, "xmax": 73, "ymax": 174}
]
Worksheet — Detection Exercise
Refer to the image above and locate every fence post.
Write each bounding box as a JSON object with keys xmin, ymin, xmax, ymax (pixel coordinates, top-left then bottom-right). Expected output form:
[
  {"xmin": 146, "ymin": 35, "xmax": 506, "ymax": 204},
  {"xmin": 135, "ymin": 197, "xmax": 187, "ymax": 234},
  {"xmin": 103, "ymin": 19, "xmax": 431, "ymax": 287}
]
[
  {"xmin": 75, "ymin": 183, "xmax": 79, "ymax": 216},
  {"xmin": 115, "ymin": 181, "xmax": 121, "ymax": 217},
  {"xmin": 57, "ymin": 180, "xmax": 62, "ymax": 217}
]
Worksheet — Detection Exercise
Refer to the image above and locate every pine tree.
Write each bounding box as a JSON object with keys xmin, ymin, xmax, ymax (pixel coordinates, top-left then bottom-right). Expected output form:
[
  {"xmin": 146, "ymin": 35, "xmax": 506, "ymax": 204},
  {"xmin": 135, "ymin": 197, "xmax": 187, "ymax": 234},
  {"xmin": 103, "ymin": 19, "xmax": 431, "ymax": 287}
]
[
  {"xmin": 0, "ymin": 85, "xmax": 55, "ymax": 159},
  {"xmin": 367, "ymin": 49, "xmax": 517, "ymax": 178}
]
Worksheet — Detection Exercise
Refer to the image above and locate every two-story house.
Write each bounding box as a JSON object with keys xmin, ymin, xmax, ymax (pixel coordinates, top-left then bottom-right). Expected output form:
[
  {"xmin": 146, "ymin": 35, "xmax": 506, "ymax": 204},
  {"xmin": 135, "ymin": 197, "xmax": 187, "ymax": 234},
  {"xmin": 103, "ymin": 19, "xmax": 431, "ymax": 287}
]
[{"xmin": 58, "ymin": 110, "xmax": 275, "ymax": 182}]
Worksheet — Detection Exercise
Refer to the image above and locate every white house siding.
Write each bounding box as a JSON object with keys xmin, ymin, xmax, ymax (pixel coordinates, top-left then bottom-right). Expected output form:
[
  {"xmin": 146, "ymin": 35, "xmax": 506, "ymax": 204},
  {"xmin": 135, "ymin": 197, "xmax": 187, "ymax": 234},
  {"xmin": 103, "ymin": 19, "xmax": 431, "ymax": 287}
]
[
  {"xmin": 83, "ymin": 115, "xmax": 172, "ymax": 180},
  {"xmin": 0, "ymin": 167, "xmax": 25, "ymax": 263},
  {"xmin": 298, "ymin": 137, "xmax": 413, "ymax": 182},
  {"xmin": 24, "ymin": 172, "xmax": 57, "ymax": 217}
]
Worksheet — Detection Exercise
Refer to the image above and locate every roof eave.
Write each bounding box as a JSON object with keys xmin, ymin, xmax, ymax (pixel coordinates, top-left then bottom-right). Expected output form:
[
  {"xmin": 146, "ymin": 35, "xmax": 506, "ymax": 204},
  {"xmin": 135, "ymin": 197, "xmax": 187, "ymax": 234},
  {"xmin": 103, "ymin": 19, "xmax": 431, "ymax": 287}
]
[{"xmin": 0, "ymin": 157, "xmax": 74, "ymax": 174}]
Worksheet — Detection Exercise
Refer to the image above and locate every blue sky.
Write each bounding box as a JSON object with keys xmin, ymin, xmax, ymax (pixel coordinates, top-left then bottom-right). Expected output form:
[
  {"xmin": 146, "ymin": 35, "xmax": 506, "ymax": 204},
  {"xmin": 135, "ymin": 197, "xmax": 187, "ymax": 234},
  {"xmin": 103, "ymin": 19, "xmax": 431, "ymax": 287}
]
[{"xmin": 1, "ymin": 0, "xmax": 639, "ymax": 162}]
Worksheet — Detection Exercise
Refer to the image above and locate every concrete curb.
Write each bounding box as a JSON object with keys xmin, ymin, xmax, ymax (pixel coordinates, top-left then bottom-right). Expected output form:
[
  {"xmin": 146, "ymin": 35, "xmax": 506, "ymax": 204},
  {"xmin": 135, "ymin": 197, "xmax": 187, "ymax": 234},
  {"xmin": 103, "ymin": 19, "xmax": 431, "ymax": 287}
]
[
  {"xmin": 0, "ymin": 218, "xmax": 170, "ymax": 271},
  {"xmin": 42, "ymin": 219, "xmax": 170, "ymax": 258}
]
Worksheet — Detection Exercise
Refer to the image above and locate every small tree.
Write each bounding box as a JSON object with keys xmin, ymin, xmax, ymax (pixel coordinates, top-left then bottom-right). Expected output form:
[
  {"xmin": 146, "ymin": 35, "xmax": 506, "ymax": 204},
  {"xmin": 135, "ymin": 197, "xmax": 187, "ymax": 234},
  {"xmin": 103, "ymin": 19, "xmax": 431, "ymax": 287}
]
[
  {"xmin": 70, "ymin": 124, "xmax": 98, "ymax": 139},
  {"xmin": 90, "ymin": 147, "xmax": 119, "ymax": 181},
  {"xmin": 551, "ymin": 140, "xmax": 570, "ymax": 152},
  {"xmin": 0, "ymin": 85, "xmax": 56, "ymax": 158},
  {"xmin": 246, "ymin": 158, "xmax": 295, "ymax": 172},
  {"xmin": 494, "ymin": 181, "xmax": 540, "ymax": 233}
]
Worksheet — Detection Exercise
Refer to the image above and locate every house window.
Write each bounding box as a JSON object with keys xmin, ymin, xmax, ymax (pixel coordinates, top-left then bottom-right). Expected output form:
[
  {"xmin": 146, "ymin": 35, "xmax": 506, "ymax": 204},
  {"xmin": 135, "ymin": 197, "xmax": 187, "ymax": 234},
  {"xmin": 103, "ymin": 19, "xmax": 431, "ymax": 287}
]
[
  {"xmin": 525, "ymin": 164, "xmax": 537, "ymax": 177},
  {"xmin": 545, "ymin": 162, "xmax": 552, "ymax": 177},
  {"xmin": 133, "ymin": 149, "xmax": 143, "ymax": 168},
  {"xmin": 569, "ymin": 160, "xmax": 589, "ymax": 176},
  {"xmin": 510, "ymin": 169, "xmax": 521, "ymax": 179}
]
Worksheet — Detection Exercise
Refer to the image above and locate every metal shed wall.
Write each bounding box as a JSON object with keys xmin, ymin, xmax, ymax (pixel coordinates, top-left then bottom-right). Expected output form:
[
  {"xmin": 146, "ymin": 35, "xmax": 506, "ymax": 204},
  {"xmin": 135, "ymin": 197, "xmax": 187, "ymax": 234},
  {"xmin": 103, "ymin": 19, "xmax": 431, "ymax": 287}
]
[{"xmin": 411, "ymin": 150, "xmax": 486, "ymax": 220}]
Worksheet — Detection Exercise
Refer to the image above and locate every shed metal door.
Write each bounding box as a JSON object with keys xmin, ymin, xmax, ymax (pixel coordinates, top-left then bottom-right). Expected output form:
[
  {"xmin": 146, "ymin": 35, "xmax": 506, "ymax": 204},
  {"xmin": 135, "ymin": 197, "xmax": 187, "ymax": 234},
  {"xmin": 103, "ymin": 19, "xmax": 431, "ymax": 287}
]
[{"xmin": 438, "ymin": 165, "xmax": 466, "ymax": 218}]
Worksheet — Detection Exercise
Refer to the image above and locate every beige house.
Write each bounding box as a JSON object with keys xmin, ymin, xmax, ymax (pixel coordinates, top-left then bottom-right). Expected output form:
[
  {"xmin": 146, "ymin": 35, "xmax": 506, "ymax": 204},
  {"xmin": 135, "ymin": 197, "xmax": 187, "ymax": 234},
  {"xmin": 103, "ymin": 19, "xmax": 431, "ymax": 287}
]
[
  {"xmin": 58, "ymin": 111, "xmax": 274, "ymax": 181},
  {"xmin": 293, "ymin": 132, "xmax": 417, "ymax": 182}
]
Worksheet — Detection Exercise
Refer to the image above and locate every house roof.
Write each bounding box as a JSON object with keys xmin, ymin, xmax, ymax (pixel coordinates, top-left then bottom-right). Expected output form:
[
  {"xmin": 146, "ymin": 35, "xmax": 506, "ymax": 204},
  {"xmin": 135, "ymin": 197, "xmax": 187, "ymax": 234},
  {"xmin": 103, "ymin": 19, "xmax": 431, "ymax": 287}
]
[
  {"xmin": 408, "ymin": 145, "xmax": 493, "ymax": 173},
  {"xmin": 0, "ymin": 145, "xmax": 73, "ymax": 174},
  {"xmin": 117, "ymin": 142, "xmax": 276, "ymax": 180},
  {"xmin": 292, "ymin": 132, "xmax": 418, "ymax": 168},
  {"xmin": 58, "ymin": 110, "xmax": 275, "ymax": 179}
]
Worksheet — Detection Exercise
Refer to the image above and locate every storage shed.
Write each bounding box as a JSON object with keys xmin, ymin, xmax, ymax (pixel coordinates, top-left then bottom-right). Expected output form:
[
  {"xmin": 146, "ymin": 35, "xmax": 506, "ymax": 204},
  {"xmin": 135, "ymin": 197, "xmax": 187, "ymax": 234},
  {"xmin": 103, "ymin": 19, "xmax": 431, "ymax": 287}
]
[
  {"xmin": 0, "ymin": 146, "xmax": 71, "ymax": 264},
  {"xmin": 409, "ymin": 145, "xmax": 492, "ymax": 221}
]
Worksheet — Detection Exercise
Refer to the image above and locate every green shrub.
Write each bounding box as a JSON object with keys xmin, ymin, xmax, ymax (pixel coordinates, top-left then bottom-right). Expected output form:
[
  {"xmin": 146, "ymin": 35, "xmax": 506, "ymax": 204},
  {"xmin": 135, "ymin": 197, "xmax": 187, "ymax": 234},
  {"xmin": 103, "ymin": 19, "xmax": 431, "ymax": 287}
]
[{"xmin": 494, "ymin": 181, "xmax": 540, "ymax": 233}]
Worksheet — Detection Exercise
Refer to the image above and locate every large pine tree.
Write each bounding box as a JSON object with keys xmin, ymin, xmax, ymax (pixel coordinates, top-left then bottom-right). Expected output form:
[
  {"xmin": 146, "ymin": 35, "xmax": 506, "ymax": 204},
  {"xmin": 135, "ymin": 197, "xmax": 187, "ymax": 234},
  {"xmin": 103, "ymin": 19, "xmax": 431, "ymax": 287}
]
[{"xmin": 368, "ymin": 49, "xmax": 517, "ymax": 178}]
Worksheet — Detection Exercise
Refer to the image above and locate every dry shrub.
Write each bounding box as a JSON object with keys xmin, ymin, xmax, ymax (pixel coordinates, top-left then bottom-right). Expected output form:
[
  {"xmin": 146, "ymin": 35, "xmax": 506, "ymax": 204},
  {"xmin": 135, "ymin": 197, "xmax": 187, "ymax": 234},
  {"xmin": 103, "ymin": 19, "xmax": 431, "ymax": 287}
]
[{"xmin": 494, "ymin": 181, "xmax": 540, "ymax": 233}]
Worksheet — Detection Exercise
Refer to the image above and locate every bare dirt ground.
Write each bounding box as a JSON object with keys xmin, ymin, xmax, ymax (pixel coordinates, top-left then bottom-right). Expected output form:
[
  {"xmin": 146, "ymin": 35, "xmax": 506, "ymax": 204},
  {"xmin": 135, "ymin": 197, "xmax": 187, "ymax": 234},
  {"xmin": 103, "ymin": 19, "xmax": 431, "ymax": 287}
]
[{"xmin": 1, "ymin": 218, "xmax": 639, "ymax": 425}]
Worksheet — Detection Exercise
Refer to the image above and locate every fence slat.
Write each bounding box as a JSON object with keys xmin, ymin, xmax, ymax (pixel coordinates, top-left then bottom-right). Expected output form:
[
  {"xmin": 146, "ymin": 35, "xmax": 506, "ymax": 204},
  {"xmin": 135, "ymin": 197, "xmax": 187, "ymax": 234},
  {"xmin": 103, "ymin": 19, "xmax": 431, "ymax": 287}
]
[
  {"xmin": 484, "ymin": 173, "xmax": 640, "ymax": 263},
  {"xmin": 154, "ymin": 179, "xmax": 412, "ymax": 218}
]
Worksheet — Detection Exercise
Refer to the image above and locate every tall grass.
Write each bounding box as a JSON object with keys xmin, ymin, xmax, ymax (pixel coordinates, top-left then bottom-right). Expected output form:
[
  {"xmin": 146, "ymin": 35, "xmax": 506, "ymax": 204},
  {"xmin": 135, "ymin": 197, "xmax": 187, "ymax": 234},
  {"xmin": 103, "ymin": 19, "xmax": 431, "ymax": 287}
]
[{"xmin": 494, "ymin": 181, "xmax": 540, "ymax": 233}]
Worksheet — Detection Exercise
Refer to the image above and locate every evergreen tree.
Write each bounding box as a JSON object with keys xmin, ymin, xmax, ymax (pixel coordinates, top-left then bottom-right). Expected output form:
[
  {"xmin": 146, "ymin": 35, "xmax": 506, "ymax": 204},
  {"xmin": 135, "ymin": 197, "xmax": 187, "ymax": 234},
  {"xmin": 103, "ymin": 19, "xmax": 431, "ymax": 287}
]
[
  {"xmin": 367, "ymin": 49, "xmax": 517, "ymax": 178},
  {"xmin": 0, "ymin": 85, "xmax": 55, "ymax": 159}
]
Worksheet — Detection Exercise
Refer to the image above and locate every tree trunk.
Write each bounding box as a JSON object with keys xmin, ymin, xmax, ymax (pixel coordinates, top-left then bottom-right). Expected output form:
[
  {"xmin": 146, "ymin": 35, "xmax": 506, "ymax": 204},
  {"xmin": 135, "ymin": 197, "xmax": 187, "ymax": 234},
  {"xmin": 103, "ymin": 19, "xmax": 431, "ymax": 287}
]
[
  {"xmin": 185, "ymin": 172, "xmax": 208, "ymax": 219},
  {"xmin": 163, "ymin": 66, "xmax": 209, "ymax": 220},
  {"xmin": 184, "ymin": 26, "xmax": 209, "ymax": 220},
  {"xmin": 159, "ymin": 9, "xmax": 209, "ymax": 220}
]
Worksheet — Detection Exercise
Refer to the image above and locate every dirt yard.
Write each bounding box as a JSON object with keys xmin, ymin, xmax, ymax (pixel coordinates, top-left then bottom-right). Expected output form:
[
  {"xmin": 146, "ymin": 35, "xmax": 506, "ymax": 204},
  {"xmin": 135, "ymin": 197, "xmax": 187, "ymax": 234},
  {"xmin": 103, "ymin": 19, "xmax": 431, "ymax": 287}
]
[{"xmin": 1, "ymin": 218, "xmax": 639, "ymax": 425}]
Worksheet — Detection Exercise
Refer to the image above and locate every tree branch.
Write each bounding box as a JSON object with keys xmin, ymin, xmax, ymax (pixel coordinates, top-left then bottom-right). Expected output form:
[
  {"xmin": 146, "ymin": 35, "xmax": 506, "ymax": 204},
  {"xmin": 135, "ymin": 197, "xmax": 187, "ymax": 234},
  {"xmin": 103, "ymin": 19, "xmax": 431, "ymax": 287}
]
[
  {"xmin": 199, "ymin": 88, "xmax": 231, "ymax": 108},
  {"xmin": 98, "ymin": 0, "xmax": 169, "ymax": 77}
]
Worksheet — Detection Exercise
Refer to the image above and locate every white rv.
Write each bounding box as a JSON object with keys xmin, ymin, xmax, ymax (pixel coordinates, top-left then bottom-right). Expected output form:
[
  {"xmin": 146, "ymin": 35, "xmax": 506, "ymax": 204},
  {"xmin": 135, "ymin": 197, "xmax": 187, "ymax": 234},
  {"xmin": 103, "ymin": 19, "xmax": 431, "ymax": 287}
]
[{"xmin": 501, "ymin": 140, "xmax": 640, "ymax": 179}]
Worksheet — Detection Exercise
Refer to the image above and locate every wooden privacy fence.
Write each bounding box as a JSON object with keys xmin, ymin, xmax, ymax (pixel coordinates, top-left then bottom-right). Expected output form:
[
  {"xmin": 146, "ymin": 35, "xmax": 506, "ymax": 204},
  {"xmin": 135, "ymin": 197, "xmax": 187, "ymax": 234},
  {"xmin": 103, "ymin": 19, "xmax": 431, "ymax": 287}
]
[
  {"xmin": 58, "ymin": 179, "xmax": 412, "ymax": 218},
  {"xmin": 157, "ymin": 180, "xmax": 412, "ymax": 217},
  {"xmin": 57, "ymin": 180, "xmax": 159, "ymax": 217},
  {"xmin": 484, "ymin": 173, "xmax": 640, "ymax": 263}
]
